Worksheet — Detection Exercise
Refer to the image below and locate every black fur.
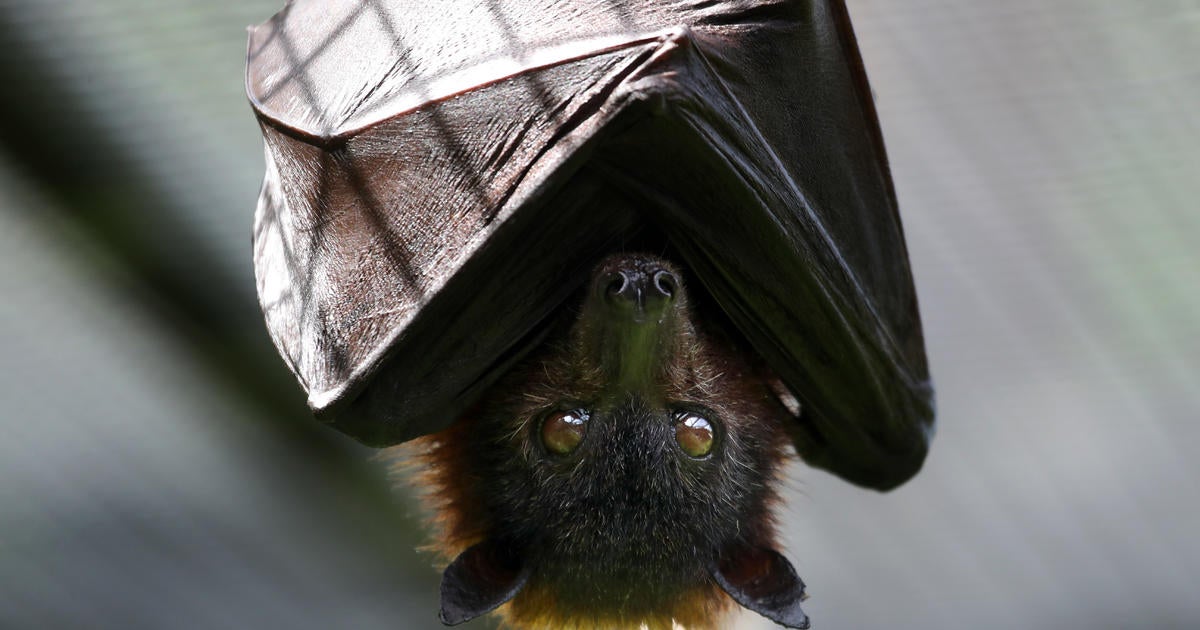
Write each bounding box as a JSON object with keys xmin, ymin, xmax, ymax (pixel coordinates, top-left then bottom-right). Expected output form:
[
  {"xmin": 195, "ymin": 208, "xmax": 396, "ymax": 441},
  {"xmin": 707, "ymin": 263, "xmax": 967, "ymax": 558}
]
[{"xmin": 426, "ymin": 254, "xmax": 800, "ymax": 627}]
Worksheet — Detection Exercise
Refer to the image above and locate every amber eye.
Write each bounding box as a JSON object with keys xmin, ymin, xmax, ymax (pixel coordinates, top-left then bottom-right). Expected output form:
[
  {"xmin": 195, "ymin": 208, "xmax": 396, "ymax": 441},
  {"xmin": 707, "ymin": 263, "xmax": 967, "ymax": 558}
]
[
  {"xmin": 541, "ymin": 409, "xmax": 589, "ymax": 455},
  {"xmin": 674, "ymin": 412, "xmax": 715, "ymax": 458}
]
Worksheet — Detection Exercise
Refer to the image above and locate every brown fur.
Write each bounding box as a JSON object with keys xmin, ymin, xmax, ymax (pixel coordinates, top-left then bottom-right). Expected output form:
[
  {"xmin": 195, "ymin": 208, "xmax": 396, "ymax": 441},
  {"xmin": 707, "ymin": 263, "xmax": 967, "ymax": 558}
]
[{"xmin": 392, "ymin": 255, "xmax": 795, "ymax": 629}]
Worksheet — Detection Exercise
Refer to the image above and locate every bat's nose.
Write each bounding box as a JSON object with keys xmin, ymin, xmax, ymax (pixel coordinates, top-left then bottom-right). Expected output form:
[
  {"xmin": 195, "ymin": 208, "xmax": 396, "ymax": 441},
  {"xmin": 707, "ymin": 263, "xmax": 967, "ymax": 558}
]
[{"xmin": 603, "ymin": 267, "xmax": 676, "ymax": 313}]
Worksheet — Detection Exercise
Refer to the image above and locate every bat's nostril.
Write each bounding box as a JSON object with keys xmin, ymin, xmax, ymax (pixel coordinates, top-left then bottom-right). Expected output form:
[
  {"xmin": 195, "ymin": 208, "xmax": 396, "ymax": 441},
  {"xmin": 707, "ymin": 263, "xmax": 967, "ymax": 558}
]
[
  {"xmin": 604, "ymin": 271, "xmax": 632, "ymax": 302},
  {"xmin": 652, "ymin": 270, "xmax": 677, "ymax": 299}
]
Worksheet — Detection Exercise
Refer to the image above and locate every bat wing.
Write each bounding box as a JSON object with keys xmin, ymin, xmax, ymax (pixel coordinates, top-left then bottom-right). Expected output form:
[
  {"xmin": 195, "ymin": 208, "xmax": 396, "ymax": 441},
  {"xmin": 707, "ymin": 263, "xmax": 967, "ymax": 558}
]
[{"xmin": 248, "ymin": 0, "xmax": 934, "ymax": 489}]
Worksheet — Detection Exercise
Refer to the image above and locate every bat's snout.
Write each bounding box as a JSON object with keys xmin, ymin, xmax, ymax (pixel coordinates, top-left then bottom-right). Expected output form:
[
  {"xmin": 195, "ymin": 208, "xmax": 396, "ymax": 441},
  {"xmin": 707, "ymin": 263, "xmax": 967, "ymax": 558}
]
[
  {"xmin": 596, "ymin": 259, "xmax": 678, "ymax": 318},
  {"xmin": 583, "ymin": 254, "xmax": 688, "ymax": 393}
]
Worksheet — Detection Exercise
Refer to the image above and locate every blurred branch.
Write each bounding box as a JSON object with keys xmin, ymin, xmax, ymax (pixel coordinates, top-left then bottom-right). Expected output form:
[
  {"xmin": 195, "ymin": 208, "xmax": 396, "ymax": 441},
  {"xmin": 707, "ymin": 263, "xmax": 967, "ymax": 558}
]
[{"xmin": 0, "ymin": 3, "xmax": 408, "ymax": 516}]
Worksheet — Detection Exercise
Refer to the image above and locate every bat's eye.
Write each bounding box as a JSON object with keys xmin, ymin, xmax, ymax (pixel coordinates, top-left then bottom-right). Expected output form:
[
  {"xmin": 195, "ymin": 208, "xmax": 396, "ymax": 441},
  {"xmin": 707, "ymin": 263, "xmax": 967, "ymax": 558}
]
[
  {"xmin": 541, "ymin": 409, "xmax": 589, "ymax": 455},
  {"xmin": 674, "ymin": 412, "xmax": 715, "ymax": 458}
]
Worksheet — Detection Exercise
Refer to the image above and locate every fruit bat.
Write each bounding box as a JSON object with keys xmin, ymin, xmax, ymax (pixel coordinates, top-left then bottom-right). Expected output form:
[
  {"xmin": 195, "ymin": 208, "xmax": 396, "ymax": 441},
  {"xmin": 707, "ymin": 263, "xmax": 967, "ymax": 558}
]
[{"xmin": 246, "ymin": 1, "xmax": 935, "ymax": 628}]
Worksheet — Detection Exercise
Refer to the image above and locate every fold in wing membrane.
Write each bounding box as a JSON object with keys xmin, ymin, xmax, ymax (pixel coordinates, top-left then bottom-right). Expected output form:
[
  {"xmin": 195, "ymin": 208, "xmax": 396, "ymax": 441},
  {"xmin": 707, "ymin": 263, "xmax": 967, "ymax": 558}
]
[{"xmin": 248, "ymin": 0, "xmax": 934, "ymax": 489}]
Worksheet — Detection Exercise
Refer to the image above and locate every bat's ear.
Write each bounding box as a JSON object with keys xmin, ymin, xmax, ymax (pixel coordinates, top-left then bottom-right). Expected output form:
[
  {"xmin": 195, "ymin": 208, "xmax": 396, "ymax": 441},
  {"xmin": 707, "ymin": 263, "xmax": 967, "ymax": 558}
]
[
  {"xmin": 710, "ymin": 544, "xmax": 810, "ymax": 629},
  {"xmin": 439, "ymin": 540, "xmax": 529, "ymax": 626}
]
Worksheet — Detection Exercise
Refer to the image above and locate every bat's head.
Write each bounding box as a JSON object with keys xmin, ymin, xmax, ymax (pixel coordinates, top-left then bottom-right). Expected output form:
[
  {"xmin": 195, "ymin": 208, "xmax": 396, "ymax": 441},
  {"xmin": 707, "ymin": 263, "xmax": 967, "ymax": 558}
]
[{"xmin": 410, "ymin": 253, "xmax": 809, "ymax": 629}]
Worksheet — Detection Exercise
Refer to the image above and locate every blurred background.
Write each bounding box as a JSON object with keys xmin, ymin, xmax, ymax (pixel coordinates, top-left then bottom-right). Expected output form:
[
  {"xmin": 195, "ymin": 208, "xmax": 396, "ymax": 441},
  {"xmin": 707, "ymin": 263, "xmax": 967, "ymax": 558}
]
[{"xmin": 0, "ymin": 1, "xmax": 1196, "ymax": 628}]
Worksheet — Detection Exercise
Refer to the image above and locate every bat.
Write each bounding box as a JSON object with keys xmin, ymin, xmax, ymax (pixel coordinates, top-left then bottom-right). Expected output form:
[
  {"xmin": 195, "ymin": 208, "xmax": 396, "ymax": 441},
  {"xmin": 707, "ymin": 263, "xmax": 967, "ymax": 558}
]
[
  {"xmin": 246, "ymin": 1, "xmax": 935, "ymax": 628},
  {"xmin": 412, "ymin": 251, "xmax": 806, "ymax": 629}
]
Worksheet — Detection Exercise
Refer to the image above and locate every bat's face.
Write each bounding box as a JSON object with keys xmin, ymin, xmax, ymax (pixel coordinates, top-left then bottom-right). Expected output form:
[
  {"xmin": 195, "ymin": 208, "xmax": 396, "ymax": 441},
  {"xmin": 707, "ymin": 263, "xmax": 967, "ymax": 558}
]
[{"xmin": 411, "ymin": 254, "xmax": 810, "ymax": 629}]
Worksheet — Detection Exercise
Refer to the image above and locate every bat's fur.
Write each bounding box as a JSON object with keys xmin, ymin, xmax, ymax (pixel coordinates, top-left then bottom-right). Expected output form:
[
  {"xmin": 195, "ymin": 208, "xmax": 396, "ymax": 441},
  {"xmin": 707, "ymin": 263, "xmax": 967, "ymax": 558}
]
[{"xmin": 399, "ymin": 254, "xmax": 794, "ymax": 629}]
